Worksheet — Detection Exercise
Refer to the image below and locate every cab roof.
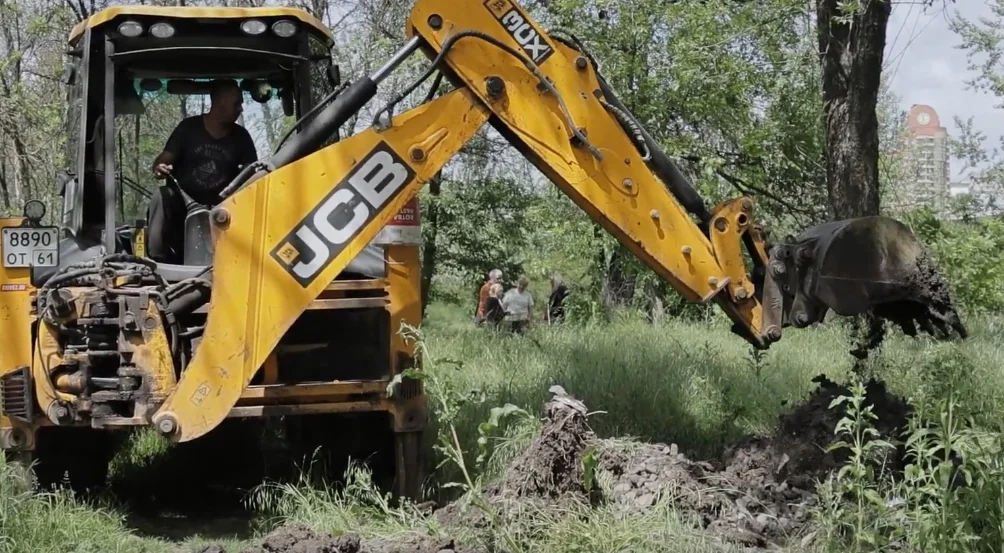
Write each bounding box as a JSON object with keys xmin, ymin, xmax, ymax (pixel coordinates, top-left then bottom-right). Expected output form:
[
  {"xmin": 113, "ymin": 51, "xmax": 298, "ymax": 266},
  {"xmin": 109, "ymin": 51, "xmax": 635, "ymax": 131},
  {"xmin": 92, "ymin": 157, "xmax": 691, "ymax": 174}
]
[{"xmin": 67, "ymin": 5, "xmax": 334, "ymax": 45}]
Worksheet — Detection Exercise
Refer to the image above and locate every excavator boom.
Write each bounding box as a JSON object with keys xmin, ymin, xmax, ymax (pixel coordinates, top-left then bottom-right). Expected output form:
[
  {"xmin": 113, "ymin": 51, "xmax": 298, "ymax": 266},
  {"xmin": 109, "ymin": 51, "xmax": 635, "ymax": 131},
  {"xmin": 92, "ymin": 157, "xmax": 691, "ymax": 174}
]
[{"xmin": 149, "ymin": 0, "xmax": 962, "ymax": 442}]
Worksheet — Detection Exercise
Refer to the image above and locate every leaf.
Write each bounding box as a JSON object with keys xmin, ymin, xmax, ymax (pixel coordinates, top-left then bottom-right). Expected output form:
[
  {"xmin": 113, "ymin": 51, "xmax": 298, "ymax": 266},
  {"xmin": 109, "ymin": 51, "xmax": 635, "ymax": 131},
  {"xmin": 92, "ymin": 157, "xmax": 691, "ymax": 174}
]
[
  {"xmin": 829, "ymin": 395, "xmax": 851, "ymax": 410},
  {"xmin": 486, "ymin": 404, "xmax": 531, "ymax": 429},
  {"xmin": 868, "ymin": 439, "xmax": 895, "ymax": 451},
  {"xmin": 826, "ymin": 440, "xmax": 851, "ymax": 453},
  {"xmin": 863, "ymin": 488, "xmax": 886, "ymax": 510},
  {"xmin": 582, "ymin": 446, "xmax": 598, "ymax": 492}
]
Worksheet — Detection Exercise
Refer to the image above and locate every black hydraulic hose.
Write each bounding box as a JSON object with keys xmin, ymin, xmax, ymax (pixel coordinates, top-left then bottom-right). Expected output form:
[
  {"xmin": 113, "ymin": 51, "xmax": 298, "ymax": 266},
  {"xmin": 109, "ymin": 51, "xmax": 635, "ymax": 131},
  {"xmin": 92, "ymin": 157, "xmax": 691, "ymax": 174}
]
[
  {"xmin": 595, "ymin": 73, "xmax": 712, "ymax": 230},
  {"xmin": 270, "ymin": 77, "xmax": 378, "ymax": 170},
  {"xmin": 599, "ymin": 99, "xmax": 651, "ymax": 161},
  {"xmin": 218, "ymin": 78, "xmax": 378, "ymax": 201}
]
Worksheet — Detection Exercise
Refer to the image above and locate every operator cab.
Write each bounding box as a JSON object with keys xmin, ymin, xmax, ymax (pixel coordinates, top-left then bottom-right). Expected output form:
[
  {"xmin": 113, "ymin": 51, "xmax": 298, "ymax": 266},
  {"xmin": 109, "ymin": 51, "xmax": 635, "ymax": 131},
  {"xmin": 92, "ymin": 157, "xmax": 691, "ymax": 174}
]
[{"xmin": 35, "ymin": 6, "xmax": 383, "ymax": 286}]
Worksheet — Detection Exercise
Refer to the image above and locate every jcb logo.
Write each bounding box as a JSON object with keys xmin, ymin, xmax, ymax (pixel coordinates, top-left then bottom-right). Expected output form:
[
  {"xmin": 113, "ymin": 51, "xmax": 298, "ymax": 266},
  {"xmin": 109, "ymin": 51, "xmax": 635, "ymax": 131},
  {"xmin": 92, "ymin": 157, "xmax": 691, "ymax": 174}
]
[
  {"xmin": 484, "ymin": 0, "xmax": 553, "ymax": 66},
  {"xmin": 271, "ymin": 142, "xmax": 415, "ymax": 287}
]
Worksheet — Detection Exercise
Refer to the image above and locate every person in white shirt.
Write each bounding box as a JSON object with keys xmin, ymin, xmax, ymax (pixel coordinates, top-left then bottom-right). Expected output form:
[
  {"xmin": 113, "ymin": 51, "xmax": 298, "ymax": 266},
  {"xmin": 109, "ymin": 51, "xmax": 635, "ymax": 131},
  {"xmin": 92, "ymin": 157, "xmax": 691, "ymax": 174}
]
[{"xmin": 502, "ymin": 275, "xmax": 534, "ymax": 333}]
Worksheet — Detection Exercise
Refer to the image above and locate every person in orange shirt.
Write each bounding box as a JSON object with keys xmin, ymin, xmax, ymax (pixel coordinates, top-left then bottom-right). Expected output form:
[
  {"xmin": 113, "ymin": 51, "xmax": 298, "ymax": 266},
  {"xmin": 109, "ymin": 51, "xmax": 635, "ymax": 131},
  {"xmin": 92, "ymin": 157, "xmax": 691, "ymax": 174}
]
[{"xmin": 476, "ymin": 269, "xmax": 503, "ymax": 323}]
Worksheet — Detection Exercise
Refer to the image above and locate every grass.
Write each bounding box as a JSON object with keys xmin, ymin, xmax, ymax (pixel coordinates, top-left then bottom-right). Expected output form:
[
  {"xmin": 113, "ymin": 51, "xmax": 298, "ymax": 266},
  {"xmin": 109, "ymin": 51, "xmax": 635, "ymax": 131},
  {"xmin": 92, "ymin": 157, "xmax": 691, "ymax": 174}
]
[
  {"xmin": 1, "ymin": 302, "xmax": 1002, "ymax": 552},
  {"xmin": 421, "ymin": 303, "xmax": 1004, "ymax": 469}
]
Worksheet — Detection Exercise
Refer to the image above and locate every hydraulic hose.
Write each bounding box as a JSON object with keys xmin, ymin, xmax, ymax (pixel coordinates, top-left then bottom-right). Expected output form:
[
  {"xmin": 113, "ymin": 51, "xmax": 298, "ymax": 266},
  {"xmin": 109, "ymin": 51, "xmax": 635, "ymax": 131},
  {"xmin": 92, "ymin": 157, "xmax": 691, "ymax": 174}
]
[
  {"xmin": 216, "ymin": 77, "xmax": 377, "ymax": 200},
  {"xmin": 595, "ymin": 74, "xmax": 712, "ymax": 229}
]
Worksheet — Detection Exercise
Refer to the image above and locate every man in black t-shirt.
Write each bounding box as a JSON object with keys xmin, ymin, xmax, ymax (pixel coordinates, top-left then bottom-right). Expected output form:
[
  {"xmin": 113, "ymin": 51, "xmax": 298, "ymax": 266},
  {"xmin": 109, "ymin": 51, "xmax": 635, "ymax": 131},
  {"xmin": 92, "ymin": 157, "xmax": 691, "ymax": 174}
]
[{"xmin": 146, "ymin": 80, "xmax": 259, "ymax": 263}]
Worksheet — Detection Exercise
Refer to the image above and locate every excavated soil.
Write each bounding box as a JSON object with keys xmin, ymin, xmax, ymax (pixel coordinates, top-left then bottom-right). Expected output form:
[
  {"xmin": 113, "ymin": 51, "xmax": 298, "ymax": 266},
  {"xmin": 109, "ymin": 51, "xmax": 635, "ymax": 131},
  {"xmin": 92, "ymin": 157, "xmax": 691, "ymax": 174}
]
[
  {"xmin": 488, "ymin": 385, "xmax": 595, "ymax": 501},
  {"xmin": 593, "ymin": 374, "xmax": 909, "ymax": 549},
  {"xmin": 872, "ymin": 249, "xmax": 968, "ymax": 345},
  {"xmin": 197, "ymin": 523, "xmax": 480, "ymax": 553},
  {"xmin": 197, "ymin": 376, "xmax": 909, "ymax": 553}
]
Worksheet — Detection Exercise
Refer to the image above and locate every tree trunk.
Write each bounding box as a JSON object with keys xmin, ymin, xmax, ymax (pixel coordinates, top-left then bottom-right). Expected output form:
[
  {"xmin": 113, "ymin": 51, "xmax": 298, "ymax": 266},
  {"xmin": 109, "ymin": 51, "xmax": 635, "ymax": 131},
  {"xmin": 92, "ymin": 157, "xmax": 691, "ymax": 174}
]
[
  {"xmin": 817, "ymin": 0, "xmax": 890, "ymax": 219},
  {"xmin": 419, "ymin": 172, "xmax": 441, "ymax": 319}
]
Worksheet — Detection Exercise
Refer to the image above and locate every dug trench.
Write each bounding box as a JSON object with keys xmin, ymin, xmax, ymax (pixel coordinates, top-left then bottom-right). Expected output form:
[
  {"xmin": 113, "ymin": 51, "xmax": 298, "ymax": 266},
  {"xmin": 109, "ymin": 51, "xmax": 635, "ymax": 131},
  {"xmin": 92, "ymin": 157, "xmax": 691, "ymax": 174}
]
[{"xmin": 196, "ymin": 374, "xmax": 911, "ymax": 553}]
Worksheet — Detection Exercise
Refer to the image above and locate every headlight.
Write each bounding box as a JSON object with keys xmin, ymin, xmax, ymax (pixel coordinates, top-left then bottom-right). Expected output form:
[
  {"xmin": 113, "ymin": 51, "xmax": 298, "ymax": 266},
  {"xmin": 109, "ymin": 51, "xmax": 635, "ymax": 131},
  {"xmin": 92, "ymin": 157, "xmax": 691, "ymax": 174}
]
[
  {"xmin": 117, "ymin": 20, "xmax": 144, "ymax": 37},
  {"xmin": 271, "ymin": 20, "xmax": 297, "ymax": 37},
  {"xmin": 23, "ymin": 200, "xmax": 46, "ymax": 222},
  {"xmin": 241, "ymin": 19, "xmax": 267, "ymax": 35},
  {"xmin": 150, "ymin": 22, "xmax": 175, "ymax": 38}
]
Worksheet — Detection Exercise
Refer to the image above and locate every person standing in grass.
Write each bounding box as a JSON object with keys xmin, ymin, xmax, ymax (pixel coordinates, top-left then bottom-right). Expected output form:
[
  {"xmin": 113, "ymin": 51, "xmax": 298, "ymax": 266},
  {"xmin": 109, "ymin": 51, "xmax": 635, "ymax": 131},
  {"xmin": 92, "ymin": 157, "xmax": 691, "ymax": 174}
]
[
  {"xmin": 483, "ymin": 283, "xmax": 506, "ymax": 328},
  {"xmin": 546, "ymin": 272, "xmax": 570, "ymax": 324},
  {"xmin": 475, "ymin": 269, "xmax": 503, "ymax": 324},
  {"xmin": 502, "ymin": 275, "xmax": 534, "ymax": 333}
]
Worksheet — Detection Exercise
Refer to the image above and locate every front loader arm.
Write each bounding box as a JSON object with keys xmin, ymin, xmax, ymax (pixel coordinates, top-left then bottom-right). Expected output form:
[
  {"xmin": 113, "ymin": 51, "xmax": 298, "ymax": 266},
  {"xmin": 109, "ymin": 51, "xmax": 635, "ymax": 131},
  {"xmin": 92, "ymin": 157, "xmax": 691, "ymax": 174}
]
[{"xmin": 151, "ymin": 89, "xmax": 490, "ymax": 441}]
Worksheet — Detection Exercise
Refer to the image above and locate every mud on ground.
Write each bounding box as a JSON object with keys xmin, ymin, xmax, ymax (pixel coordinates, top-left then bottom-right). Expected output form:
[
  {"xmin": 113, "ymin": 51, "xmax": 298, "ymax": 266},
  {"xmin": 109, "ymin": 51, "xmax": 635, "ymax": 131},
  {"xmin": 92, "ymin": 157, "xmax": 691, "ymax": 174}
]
[
  {"xmin": 593, "ymin": 374, "xmax": 908, "ymax": 549},
  {"xmin": 198, "ymin": 375, "xmax": 909, "ymax": 553}
]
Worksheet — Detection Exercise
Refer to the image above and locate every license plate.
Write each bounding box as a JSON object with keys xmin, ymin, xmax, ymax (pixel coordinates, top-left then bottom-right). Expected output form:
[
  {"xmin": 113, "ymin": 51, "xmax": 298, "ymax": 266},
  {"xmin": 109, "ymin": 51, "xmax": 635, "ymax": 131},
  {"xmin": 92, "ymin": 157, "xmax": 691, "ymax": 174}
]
[{"xmin": 2, "ymin": 227, "xmax": 59, "ymax": 268}]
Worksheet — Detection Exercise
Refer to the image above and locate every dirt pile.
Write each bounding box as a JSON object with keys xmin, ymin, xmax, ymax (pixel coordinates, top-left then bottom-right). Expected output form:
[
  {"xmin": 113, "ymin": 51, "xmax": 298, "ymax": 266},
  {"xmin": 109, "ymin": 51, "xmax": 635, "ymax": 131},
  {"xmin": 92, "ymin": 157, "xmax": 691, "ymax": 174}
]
[
  {"xmin": 592, "ymin": 374, "xmax": 909, "ymax": 549},
  {"xmin": 195, "ymin": 375, "xmax": 910, "ymax": 553},
  {"xmin": 235, "ymin": 523, "xmax": 359, "ymax": 553},
  {"xmin": 488, "ymin": 385, "xmax": 595, "ymax": 500},
  {"xmin": 205, "ymin": 523, "xmax": 478, "ymax": 553}
]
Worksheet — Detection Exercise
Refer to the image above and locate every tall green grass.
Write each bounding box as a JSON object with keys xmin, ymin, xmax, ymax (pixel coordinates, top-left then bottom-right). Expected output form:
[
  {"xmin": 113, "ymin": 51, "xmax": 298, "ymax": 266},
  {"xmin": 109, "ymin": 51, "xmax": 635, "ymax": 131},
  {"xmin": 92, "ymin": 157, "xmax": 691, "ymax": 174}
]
[
  {"xmin": 0, "ymin": 452, "xmax": 174, "ymax": 553},
  {"xmin": 422, "ymin": 304, "xmax": 1004, "ymax": 465},
  {"xmin": 1, "ymin": 303, "xmax": 1001, "ymax": 552}
]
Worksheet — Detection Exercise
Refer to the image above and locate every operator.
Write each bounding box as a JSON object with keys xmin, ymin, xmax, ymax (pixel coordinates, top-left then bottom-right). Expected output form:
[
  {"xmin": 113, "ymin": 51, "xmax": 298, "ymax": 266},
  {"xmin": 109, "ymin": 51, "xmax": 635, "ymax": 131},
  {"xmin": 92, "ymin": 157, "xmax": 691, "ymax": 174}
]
[{"xmin": 146, "ymin": 79, "xmax": 259, "ymax": 263}]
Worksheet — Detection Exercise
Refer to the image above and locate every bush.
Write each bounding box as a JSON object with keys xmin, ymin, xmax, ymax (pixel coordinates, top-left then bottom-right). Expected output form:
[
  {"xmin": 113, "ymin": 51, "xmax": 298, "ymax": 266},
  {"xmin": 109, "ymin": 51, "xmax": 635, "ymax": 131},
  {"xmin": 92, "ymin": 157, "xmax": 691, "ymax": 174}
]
[
  {"xmin": 902, "ymin": 207, "xmax": 1004, "ymax": 314},
  {"xmin": 816, "ymin": 348, "xmax": 1004, "ymax": 553}
]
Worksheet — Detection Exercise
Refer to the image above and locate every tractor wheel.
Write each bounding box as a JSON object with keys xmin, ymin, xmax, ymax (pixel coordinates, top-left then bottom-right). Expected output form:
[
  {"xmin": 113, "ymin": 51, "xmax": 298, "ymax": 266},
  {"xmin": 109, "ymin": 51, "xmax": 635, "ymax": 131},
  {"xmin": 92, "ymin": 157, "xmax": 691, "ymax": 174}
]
[{"xmin": 29, "ymin": 427, "xmax": 115, "ymax": 496}]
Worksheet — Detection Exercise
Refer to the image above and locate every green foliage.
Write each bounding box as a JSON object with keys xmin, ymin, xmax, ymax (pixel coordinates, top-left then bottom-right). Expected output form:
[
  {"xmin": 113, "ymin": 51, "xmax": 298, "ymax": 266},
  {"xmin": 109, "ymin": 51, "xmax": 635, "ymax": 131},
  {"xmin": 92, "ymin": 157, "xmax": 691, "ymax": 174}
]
[
  {"xmin": 817, "ymin": 348, "xmax": 1004, "ymax": 553},
  {"xmin": 818, "ymin": 382, "xmax": 899, "ymax": 551},
  {"xmin": 423, "ymin": 175, "xmax": 537, "ymax": 292},
  {"xmin": 902, "ymin": 207, "xmax": 1004, "ymax": 314},
  {"xmin": 0, "ymin": 452, "xmax": 176, "ymax": 553},
  {"xmin": 2, "ymin": 306, "xmax": 1004, "ymax": 552}
]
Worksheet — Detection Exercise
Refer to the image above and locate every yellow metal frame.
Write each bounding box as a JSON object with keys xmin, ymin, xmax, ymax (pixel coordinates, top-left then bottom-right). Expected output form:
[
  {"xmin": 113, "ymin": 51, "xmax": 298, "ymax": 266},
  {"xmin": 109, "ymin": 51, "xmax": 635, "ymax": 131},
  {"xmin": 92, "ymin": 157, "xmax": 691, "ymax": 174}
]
[
  {"xmin": 0, "ymin": 218, "xmax": 39, "ymax": 451},
  {"xmin": 68, "ymin": 5, "xmax": 334, "ymax": 44}
]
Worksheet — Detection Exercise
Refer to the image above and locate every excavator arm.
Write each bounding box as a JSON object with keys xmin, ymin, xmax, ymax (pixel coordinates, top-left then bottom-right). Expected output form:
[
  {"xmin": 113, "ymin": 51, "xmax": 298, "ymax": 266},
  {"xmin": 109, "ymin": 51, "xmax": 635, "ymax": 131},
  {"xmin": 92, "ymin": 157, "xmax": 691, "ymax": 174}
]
[{"xmin": 150, "ymin": 0, "xmax": 964, "ymax": 441}]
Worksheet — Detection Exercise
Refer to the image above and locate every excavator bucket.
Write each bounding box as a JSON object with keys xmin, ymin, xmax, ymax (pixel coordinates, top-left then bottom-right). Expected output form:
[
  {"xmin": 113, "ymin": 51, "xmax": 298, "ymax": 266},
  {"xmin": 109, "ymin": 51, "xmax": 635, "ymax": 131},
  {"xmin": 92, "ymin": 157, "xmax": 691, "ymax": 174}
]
[{"xmin": 759, "ymin": 215, "xmax": 967, "ymax": 342}]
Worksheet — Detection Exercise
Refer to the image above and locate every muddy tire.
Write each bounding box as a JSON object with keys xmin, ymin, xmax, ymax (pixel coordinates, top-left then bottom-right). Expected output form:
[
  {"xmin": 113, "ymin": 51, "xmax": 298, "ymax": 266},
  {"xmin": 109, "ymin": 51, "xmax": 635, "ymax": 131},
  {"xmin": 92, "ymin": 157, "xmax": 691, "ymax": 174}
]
[
  {"xmin": 283, "ymin": 413, "xmax": 397, "ymax": 492},
  {"xmin": 29, "ymin": 427, "xmax": 115, "ymax": 496}
]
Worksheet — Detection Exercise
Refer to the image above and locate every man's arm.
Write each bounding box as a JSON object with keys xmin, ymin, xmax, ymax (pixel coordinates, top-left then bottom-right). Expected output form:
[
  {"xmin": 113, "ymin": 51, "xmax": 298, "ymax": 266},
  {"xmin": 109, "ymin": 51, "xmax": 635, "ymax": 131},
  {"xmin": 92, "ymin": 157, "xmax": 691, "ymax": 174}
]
[
  {"xmin": 152, "ymin": 150, "xmax": 176, "ymax": 180},
  {"xmin": 153, "ymin": 119, "xmax": 189, "ymax": 179}
]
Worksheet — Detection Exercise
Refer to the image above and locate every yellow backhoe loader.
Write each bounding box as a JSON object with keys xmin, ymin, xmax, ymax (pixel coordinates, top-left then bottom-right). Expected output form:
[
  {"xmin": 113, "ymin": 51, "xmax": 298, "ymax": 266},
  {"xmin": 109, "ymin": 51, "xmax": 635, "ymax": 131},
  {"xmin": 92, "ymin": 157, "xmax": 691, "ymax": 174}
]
[{"xmin": 0, "ymin": 0, "xmax": 965, "ymax": 498}]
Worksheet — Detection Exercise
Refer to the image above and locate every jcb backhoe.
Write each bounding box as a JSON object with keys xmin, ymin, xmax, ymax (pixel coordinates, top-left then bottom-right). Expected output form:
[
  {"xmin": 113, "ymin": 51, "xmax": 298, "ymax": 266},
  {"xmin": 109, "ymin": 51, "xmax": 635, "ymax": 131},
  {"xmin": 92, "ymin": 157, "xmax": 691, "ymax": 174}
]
[{"xmin": 0, "ymin": 0, "xmax": 965, "ymax": 498}]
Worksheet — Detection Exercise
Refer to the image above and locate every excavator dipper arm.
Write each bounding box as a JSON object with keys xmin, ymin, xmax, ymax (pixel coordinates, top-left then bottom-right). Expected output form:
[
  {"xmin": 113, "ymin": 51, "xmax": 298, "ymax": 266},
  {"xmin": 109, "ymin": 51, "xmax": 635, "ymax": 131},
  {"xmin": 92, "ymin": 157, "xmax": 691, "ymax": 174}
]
[{"xmin": 151, "ymin": 0, "xmax": 960, "ymax": 442}]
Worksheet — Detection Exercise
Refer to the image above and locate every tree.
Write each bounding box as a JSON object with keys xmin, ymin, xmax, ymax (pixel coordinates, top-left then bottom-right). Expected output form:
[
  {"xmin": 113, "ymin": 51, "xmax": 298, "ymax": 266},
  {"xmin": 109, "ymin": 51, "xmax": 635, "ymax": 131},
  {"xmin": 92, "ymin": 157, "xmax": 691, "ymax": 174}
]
[{"xmin": 816, "ymin": 0, "xmax": 891, "ymax": 219}]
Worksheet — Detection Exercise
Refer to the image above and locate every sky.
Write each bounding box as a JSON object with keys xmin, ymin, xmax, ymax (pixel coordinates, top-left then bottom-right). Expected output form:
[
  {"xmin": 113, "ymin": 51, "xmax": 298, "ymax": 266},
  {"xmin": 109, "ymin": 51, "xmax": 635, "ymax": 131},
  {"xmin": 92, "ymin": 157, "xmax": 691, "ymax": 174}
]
[{"xmin": 884, "ymin": 0, "xmax": 1001, "ymax": 180}]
